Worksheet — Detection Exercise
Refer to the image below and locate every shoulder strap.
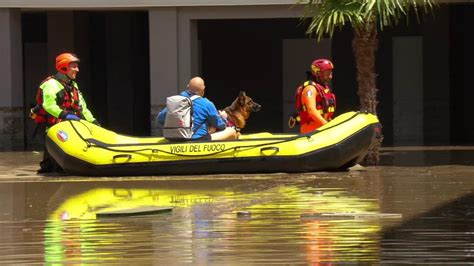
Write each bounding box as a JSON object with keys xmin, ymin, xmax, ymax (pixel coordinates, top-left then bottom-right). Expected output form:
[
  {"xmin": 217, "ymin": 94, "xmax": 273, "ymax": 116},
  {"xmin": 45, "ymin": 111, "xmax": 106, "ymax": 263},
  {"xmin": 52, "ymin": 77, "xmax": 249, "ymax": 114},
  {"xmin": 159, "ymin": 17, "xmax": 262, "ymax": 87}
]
[
  {"xmin": 302, "ymin": 80, "xmax": 317, "ymax": 87},
  {"xmin": 189, "ymin": 95, "xmax": 201, "ymax": 101},
  {"xmin": 39, "ymin": 75, "xmax": 56, "ymax": 87},
  {"xmin": 188, "ymin": 94, "xmax": 204, "ymax": 134}
]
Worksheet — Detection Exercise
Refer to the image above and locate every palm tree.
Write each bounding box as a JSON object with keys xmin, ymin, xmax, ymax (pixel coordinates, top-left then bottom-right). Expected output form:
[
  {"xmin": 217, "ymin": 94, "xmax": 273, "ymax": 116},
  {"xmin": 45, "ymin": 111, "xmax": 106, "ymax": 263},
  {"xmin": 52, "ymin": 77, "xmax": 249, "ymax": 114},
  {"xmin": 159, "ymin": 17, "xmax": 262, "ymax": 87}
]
[{"xmin": 300, "ymin": 0, "xmax": 436, "ymax": 165}]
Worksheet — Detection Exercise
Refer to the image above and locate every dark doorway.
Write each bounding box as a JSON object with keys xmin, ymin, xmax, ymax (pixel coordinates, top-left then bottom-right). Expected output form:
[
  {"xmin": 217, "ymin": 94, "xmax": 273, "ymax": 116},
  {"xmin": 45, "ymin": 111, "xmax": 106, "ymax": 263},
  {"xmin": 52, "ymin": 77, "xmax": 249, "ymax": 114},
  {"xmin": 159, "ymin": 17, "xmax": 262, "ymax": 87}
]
[
  {"xmin": 198, "ymin": 19, "xmax": 308, "ymax": 133},
  {"xmin": 82, "ymin": 11, "xmax": 150, "ymax": 136},
  {"xmin": 450, "ymin": 5, "xmax": 474, "ymax": 145},
  {"xmin": 22, "ymin": 11, "xmax": 150, "ymax": 150}
]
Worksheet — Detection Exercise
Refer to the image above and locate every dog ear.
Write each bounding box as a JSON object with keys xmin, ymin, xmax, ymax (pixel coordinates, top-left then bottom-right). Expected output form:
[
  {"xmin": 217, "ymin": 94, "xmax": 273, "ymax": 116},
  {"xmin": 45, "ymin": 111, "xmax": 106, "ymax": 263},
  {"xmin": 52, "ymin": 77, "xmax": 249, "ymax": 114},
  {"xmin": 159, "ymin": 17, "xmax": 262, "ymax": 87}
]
[{"xmin": 239, "ymin": 91, "xmax": 246, "ymax": 105}]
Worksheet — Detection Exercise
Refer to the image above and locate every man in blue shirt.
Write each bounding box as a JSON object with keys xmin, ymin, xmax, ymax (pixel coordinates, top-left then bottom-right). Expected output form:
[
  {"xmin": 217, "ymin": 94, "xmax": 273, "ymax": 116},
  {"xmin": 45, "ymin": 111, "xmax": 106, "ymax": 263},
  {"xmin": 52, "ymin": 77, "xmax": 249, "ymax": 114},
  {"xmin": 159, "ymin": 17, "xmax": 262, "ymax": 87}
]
[{"xmin": 157, "ymin": 76, "xmax": 238, "ymax": 141}]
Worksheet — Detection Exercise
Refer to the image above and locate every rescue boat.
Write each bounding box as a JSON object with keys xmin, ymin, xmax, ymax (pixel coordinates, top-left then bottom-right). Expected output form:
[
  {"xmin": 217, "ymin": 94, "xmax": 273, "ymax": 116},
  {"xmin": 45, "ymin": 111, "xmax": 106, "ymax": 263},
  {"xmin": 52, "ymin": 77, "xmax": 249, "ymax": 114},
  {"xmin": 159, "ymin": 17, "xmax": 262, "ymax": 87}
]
[{"xmin": 45, "ymin": 111, "xmax": 381, "ymax": 176}]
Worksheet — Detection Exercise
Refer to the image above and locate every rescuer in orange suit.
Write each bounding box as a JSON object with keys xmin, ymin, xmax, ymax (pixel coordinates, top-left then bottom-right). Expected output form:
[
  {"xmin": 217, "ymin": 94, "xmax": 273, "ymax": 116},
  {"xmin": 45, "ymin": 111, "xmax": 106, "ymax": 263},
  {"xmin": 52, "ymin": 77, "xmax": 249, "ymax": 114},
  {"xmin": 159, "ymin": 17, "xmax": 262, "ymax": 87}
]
[{"xmin": 293, "ymin": 59, "xmax": 336, "ymax": 134}]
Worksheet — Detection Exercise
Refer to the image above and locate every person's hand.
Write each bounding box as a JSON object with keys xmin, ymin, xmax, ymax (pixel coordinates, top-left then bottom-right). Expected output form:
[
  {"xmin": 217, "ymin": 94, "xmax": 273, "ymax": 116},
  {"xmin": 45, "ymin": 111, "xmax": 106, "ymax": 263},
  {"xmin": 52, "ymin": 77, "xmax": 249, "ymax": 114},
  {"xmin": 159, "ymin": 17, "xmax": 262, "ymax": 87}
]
[
  {"xmin": 208, "ymin": 126, "xmax": 217, "ymax": 134},
  {"xmin": 218, "ymin": 110, "xmax": 228, "ymax": 119},
  {"xmin": 65, "ymin": 114, "xmax": 80, "ymax": 121}
]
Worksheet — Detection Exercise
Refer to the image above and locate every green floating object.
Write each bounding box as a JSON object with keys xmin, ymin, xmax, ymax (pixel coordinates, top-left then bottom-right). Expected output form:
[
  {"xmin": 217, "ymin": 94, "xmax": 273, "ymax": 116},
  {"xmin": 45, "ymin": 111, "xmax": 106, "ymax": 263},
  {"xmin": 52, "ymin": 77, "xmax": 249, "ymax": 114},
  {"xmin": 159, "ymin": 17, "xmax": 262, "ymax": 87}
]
[
  {"xmin": 301, "ymin": 212, "xmax": 402, "ymax": 220},
  {"xmin": 96, "ymin": 206, "xmax": 173, "ymax": 218}
]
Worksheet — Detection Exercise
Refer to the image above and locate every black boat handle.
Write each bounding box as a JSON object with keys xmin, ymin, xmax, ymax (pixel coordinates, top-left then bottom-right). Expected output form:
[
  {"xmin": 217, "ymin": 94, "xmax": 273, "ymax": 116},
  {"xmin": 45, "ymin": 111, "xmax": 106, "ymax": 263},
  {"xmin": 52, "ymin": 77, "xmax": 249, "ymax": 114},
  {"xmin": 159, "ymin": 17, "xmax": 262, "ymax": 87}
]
[
  {"xmin": 260, "ymin": 146, "xmax": 279, "ymax": 155},
  {"xmin": 113, "ymin": 154, "xmax": 132, "ymax": 162}
]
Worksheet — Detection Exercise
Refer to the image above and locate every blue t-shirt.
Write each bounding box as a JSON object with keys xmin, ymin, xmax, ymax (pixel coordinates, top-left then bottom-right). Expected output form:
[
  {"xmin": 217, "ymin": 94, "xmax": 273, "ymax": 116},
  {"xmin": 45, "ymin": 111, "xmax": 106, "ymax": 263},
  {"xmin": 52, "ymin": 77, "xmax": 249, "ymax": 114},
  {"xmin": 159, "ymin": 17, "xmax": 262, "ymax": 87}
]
[{"xmin": 157, "ymin": 90, "xmax": 226, "ymax": 139}]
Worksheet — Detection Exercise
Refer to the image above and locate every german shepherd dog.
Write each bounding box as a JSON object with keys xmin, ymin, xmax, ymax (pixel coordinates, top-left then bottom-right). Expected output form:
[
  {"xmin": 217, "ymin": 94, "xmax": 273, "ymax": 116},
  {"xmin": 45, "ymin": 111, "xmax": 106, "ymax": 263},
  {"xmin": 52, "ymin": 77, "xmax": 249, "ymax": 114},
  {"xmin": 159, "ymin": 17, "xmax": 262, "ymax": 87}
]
[
  {"xmin": 209, "ymin": 91, "xmax": 261, "ymax": 134},
  {"xmin": 223, "ymin": 91, "xmax": 261, "ymax": 130}
]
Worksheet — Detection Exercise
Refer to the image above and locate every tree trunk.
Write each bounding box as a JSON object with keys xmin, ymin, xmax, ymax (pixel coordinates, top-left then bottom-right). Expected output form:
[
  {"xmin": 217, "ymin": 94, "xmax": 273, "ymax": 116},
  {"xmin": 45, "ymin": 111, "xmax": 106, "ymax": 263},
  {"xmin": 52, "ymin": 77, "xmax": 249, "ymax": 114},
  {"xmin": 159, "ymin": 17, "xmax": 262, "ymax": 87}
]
[{"xmin": 352, "ymin": 20, "xmax": 380, "ymax": 166}]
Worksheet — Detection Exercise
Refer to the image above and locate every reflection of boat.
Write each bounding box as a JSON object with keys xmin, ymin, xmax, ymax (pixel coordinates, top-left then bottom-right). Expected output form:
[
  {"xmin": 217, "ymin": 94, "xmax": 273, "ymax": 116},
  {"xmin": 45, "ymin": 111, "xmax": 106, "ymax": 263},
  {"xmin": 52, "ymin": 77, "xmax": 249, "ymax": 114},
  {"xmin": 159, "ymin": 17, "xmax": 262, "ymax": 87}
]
[
  {"xmin": 239, "ymin": 187, "xmax": 381, "ymax": 263},
  {"xmin": 46, "ymin": 111, "xmax": 381, "ymax": 176},
  {"xmin": 45, "ymin": 187, "xmax": 231, "ymax": 264},
  {"xmin": 44, "ymin": 184, "xmax": 382, "ymax": 263},
  {"xmin": 49, "ymin": 188, "xmax": 230, "ymax": 220}
]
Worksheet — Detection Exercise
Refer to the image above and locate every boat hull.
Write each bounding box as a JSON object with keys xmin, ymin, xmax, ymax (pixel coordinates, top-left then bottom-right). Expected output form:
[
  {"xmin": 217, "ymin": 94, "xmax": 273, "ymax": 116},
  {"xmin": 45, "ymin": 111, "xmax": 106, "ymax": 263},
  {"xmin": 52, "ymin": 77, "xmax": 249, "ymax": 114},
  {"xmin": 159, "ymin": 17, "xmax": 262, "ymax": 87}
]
[{"xmin": 46, "ymin": 111, "xmax": 381, "ymax": 176}]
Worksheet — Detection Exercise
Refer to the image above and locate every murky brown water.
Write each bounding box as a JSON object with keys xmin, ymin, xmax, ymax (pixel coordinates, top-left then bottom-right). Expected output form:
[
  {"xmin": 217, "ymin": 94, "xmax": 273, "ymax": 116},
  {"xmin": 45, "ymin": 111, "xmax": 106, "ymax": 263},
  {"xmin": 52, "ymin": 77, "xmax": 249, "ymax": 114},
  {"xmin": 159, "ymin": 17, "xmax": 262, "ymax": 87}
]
[{"xmin": 0, "ymin": 147, "xmax": 473, "ymax": 264}]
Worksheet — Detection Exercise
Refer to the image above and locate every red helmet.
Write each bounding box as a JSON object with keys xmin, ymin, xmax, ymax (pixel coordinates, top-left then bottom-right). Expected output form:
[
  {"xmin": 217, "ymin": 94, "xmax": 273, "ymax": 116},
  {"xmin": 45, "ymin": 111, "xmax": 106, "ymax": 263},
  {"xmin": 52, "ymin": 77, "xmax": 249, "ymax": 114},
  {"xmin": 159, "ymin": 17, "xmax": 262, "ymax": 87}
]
[
  {"xmin": 55, "ymin": 53, "xmax": 80, "ymax": 74},
  {"xmin": 311, "ymin": 59, "xmax": 334, "ymax": 76}
]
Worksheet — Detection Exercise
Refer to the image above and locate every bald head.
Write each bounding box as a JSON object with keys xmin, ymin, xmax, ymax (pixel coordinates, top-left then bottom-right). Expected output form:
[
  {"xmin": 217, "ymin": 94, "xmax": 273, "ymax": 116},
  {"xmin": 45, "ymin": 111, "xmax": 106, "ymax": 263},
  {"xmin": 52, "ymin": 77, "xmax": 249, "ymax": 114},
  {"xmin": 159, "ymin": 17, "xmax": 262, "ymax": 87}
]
[{"xmin": 188, "ymin": 77, "xmax": 205, "ymax": 96}]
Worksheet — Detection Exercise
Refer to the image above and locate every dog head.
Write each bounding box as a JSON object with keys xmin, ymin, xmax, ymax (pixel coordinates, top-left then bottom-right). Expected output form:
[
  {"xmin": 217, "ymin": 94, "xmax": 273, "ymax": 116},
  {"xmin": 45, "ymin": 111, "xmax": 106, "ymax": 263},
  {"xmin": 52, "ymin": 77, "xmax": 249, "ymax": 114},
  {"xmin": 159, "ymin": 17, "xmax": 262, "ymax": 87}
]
[
  {"xmin": 238, "ymin": 91, "xmax": 261, "ymax": 113},
  {"xmin": 223, "ymin": 91, "xmax": 261, "ymax": 129}
]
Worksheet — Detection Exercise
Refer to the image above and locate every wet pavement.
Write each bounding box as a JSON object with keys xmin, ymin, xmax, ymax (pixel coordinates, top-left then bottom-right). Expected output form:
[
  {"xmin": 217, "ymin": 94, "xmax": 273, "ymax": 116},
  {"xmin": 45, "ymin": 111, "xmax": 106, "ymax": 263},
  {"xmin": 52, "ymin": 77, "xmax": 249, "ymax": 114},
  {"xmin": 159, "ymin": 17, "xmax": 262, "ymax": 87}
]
[{"xmin": 0, "ymin": 147, "xmax": 473, "ymax": 264}]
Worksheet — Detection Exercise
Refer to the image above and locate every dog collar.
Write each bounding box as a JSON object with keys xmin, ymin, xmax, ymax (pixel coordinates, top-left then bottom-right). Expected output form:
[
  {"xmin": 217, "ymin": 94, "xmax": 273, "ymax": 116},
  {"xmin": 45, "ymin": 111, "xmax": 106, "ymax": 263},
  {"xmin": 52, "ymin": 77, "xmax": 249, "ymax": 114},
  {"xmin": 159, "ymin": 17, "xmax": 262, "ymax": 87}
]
[
  {"xmin": 226, "ymin": 119, "xmax": 235, "ymax": 127},
  {"xmin": 225, "ymin": 119, "xmax": 241, "ymax": 132}
]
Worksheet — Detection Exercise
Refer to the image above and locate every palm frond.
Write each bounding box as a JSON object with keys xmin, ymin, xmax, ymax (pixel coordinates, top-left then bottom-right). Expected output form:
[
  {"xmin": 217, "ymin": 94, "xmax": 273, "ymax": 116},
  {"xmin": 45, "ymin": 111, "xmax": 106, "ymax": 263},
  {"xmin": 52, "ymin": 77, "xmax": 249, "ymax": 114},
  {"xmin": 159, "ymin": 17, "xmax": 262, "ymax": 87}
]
[
  {"xmin": 360, "ymin": 0, "xmax": 436, "ymax": 28},
  {"xmin": 300, "ymin": 0, "xmax": 437, "ymax": 38},
  {"xmin": 300, "ymin": 0, "xmax": 364, "ymax": 40}
]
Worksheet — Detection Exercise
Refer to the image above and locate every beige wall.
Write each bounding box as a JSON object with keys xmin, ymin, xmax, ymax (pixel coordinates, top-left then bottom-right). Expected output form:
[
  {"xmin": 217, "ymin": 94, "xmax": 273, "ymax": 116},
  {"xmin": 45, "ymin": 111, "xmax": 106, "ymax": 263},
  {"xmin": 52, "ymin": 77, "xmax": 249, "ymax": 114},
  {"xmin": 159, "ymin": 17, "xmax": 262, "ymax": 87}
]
[
  {"xmin": 1, "ymin": 0, "xmax": 469, "ymax": 8},
  {"xmin": 0, "ymin": 9, "xmax": 23, "ymax": 108},
  {"xmin": 0, "ymin": 0, "xmax": 295, "ymax": 8},
  {"xmin": 392, "ymin": 36, "xmax": 424, "ymax": 146},
  {"xmin": 0, "ymin": 9, "xmax": 24, "ymax": 150}
]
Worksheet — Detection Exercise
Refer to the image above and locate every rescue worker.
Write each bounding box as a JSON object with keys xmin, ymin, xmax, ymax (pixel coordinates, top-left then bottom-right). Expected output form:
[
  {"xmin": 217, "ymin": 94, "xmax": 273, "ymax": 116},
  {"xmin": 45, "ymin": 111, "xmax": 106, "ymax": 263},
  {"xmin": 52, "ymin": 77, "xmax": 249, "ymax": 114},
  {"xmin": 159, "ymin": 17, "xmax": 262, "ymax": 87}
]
[
  {"xmin": 31, "ymin": 52, "xmax": 99, "ymax": 173},
  {"xmin": 291, "ymin": 59, "xmax": 336, "ymax": 134},
  {"xmin": 157, "ymin": 76, "xmax": 238, "ymax": 141}
]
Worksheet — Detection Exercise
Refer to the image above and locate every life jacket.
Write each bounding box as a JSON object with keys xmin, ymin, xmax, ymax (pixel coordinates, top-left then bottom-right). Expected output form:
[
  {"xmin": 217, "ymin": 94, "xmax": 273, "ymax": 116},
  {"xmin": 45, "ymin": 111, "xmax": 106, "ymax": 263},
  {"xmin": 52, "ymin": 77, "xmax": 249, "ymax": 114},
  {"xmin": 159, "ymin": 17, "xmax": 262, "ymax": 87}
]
[
  {"xmin": 295, "ymin": 80, "xmax": 336, "ymax": 125},
  {"xmin": 30, "ymin": 75, "xmax": 82, "ymax": 127}
]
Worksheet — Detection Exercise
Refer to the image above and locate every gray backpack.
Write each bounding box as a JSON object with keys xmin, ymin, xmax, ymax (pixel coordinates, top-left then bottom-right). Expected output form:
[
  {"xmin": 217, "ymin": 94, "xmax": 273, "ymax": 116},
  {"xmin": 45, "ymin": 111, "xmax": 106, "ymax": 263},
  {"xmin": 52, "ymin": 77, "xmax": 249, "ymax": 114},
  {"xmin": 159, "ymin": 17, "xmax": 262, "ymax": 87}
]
[{"xmin": 163, "ymin": 94, "xmax": 200, "ymax": 140}]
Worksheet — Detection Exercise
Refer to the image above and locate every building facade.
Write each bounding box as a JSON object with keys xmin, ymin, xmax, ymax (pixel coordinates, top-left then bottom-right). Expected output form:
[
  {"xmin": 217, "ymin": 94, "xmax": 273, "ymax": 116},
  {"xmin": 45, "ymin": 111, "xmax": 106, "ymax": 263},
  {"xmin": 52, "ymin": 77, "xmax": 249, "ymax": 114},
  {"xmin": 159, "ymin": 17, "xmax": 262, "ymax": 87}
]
[{"xmin": 0, "ymin": 1, "xmax": 473, "ymax": 150}]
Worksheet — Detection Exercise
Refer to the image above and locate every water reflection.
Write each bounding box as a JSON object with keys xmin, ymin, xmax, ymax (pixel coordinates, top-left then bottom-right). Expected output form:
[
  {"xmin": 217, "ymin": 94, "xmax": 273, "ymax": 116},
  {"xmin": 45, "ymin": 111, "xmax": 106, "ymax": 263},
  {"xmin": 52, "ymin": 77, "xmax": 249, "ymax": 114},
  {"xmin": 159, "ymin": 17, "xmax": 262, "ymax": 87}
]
[
  {"xmin": 382, "ymin": 191, "xmax": 474, "ymax": 264},
  {"xmin": 42, "ymin": 184, "xmax": 232, "ymax": 264},
  {"xmin": 380, "ymin": 146, "xmax": 474, "ymax": 166},
  {"xmin": 0, "ymin": 148, "xmax": 473, "ymax": 264},
  {"xmin": 226, "ymin": 187, "xmax": 382, "ymax": 263},
  {"xmin": 36, "ymin": 182, "xmax": 385, "ymax": 264}
]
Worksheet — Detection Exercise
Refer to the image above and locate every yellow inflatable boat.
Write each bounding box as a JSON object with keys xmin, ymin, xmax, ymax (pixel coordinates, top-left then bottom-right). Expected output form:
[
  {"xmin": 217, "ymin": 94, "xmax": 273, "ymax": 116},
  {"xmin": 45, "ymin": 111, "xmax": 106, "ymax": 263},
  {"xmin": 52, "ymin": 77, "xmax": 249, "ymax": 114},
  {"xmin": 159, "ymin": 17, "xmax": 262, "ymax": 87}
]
[{"xmin": 45, "ymin": 111, "xmax": 381, "ymax": 176}]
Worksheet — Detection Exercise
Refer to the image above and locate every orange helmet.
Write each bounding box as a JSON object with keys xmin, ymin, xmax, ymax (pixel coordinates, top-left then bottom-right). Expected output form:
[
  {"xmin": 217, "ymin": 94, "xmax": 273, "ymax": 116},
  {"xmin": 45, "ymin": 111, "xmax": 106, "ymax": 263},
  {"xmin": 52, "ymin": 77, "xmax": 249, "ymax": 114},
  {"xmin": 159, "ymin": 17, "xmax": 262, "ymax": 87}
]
[
  {"xmin": 311, "ymin": 59, "xmax": 334, "ymax": 76},
  {"xmin": 55, "ymin": 53, "xmax": 80, "ymax": 74}
]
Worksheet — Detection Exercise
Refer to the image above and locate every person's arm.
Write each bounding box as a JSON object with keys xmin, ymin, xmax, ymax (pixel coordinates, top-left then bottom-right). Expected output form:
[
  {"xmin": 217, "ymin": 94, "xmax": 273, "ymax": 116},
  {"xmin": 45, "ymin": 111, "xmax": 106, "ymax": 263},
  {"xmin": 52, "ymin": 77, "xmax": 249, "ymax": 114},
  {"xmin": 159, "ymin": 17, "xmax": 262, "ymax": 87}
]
[
  {"xmin": 76, "ymin": 85, "xmax": 96, "ymax": 123},
  {"xmin": 302, "ymin": 85, "xmax": 327, "ymax": 126},
  {"xmin": 206, "ymin": 101, "xmax": 226, "ymax": 130},
  {"xmin": 41, "ymin": 80, "xmax": 68, "ymax": 119},
  {"xmin": 157, "ymin": 108, "xmax": 167, "ymax": 126}
]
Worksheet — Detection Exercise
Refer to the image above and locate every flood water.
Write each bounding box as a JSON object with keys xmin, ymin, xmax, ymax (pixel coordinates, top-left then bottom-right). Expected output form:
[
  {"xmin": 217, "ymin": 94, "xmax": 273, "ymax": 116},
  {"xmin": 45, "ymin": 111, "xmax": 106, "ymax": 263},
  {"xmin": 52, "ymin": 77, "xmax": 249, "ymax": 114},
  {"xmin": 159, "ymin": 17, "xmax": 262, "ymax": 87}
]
[{"xmin": 0, "ymin": 147, "xmax": 473, "ymax": 264}]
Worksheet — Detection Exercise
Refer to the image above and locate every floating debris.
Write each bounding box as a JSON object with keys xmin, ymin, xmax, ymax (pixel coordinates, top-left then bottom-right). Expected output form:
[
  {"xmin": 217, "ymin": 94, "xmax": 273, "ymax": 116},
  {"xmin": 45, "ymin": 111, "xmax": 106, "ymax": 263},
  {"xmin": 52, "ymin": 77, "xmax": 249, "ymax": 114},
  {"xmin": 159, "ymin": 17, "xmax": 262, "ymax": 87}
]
[
  {"xmin": 97, "ymin": 206, "xmax": 173, "ymax": 218},
  {"xmin": 301, "ymin": 212, "xmax": 402, "ymax": 220},
  {"xmin": 236, "ymin": 211, "xmax": 251, "ymax": 218}
]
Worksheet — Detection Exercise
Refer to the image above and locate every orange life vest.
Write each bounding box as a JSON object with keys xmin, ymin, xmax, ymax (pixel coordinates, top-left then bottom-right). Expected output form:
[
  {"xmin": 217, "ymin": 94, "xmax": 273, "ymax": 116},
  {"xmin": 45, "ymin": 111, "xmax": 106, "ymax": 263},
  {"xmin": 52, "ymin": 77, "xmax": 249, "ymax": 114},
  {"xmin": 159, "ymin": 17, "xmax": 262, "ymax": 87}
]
[
  {"xmin": 295, "ymin": 80, "xmax": 336, "ymax": 125},
  {"xmin": 30, "ymin": 76, "xmax": 82, "ymax": 127}
]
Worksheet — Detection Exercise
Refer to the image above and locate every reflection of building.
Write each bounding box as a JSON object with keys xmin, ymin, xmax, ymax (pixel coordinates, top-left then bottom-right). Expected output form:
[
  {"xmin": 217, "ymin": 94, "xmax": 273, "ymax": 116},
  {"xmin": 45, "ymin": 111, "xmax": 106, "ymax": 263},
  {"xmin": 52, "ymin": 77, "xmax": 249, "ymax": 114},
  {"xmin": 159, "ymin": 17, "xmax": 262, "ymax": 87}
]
[{"xmin": 1, "ymin": 1, "xmax": 473, "ymax": 150}]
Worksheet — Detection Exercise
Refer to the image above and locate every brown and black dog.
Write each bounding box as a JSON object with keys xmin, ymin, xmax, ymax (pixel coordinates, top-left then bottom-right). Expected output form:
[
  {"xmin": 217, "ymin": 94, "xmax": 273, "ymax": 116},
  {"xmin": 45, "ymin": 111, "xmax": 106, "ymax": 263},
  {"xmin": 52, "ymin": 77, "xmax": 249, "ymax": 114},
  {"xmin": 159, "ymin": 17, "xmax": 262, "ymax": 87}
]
[
  {"xmin": 222, "ymin": 91, "xmax": 261, "ymax": 130},
  {"xmin": 209, "ymin": 91, "xmax": 261, "ymax": 134}
]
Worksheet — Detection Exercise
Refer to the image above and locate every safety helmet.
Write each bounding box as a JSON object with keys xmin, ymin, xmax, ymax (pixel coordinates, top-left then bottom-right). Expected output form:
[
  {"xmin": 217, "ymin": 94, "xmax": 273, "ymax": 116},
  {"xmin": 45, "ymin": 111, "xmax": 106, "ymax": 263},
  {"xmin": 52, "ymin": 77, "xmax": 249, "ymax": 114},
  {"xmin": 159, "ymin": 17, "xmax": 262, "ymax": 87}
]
[
  {"xmin": 311, "ymin": 59, "xmax": 334, "ymax": 76},
  {"xmin": 55, "ymin": 53, "xmax": 80, "ymax": 74}
]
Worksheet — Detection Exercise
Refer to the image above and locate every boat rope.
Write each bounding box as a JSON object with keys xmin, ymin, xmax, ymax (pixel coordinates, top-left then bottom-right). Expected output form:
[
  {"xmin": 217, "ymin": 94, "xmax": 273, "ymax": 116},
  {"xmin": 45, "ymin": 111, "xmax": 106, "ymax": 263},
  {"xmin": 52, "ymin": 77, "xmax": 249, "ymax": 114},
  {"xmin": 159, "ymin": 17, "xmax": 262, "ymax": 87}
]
[{"xmin": 66, "ymin": 111, "xmax": 365, "ymax": 158}]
